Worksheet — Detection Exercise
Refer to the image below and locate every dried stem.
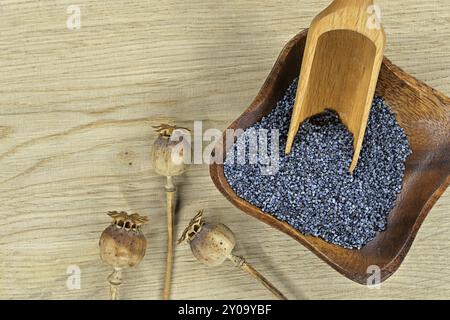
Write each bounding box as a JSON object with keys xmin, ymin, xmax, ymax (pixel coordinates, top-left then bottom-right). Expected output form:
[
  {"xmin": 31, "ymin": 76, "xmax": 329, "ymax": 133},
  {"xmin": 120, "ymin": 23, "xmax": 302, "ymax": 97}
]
[
  {"xmin": 108, "ymin": 267, "xmax": 122, "ymax": 300},
  {"xmin": 228, "ymin": 254, "xmax": 287, "ymax": 300},
  {"xmin": 163, "ymin": 175, "xmax": 176, "ymax": 300}
]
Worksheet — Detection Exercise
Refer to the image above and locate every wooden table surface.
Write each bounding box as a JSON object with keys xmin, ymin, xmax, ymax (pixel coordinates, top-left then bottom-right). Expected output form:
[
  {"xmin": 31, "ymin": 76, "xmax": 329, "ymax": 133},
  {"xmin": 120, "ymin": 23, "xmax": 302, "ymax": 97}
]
[{"xmin": 0, "ymin": 0, "xmax": 449, "ymax": 300}]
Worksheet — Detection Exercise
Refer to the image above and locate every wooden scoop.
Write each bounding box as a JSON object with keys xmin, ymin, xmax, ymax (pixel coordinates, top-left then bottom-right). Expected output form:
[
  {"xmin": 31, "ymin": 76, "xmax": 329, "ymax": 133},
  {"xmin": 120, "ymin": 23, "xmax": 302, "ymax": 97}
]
[{"xmin": 285, "ymin": 0, "xmax": 385, "ymax": 172}]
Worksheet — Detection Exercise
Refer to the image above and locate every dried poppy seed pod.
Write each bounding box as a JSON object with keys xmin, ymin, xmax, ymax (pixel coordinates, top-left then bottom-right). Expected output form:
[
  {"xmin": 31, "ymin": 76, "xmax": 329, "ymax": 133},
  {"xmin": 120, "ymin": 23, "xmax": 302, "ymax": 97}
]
[
  {"xmin": 151, "ymin": 124, "xmax": 189, "ymax": 177},
  {"xmin": 99, "ymin": 211, "xmax": 148, "ymax": 300},
  {"xmin": 178, "ymin": 210, "xmax": 236, "ymax": 266},
  {"xmin": 151, "ymin": 123, "xmax": 190, "ymax": 300},
  {"xmin": 179, "ymin": 210, "xmax": 287, "ymax": 300},
  {"xmin": 99, "ymin": 211, "xmax": 148, "ymax": 268}
]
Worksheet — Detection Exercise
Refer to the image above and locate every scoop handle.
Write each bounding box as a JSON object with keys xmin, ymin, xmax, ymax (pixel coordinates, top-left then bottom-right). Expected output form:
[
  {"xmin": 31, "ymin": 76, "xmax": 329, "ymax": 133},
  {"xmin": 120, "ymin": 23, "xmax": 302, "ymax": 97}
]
[
  {"xmin": 331, "ymin": 0, "xmax": 374, "ymax": 7},
  {"xmin": 328, "ymin": 0, "xmax": 378, "ymax": 19}
]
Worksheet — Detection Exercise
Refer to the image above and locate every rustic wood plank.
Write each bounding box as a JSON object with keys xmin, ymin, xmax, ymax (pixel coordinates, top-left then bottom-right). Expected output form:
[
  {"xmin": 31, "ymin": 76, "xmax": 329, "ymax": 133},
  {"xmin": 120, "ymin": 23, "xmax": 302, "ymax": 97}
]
[{"xmin": 0, "ymin": 0, "xmax": 449, "ymax": 299}]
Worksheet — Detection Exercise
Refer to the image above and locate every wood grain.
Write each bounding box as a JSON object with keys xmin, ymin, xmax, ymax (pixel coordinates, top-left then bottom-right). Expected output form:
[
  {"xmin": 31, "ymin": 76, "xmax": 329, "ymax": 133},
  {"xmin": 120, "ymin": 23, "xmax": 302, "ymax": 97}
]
[{"xmin": 0, "ymin": 0, "xmax": 449, "ymax": 299}]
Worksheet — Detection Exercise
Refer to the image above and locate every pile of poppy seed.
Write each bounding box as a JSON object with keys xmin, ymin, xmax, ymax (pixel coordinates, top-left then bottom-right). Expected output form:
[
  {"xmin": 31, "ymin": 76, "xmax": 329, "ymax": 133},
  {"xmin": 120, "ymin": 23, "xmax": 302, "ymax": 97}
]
[{"xmin": 224, "ymin": 79, "xmax": 412, "ymax": 249}]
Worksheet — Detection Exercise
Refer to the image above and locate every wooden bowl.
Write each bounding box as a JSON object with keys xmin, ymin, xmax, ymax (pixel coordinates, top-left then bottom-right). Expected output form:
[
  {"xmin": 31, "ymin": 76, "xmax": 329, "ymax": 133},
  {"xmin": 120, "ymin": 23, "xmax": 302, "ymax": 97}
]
[{"xmin": 210, "ymin": 29, "xmax": 450, "ymax": 284}]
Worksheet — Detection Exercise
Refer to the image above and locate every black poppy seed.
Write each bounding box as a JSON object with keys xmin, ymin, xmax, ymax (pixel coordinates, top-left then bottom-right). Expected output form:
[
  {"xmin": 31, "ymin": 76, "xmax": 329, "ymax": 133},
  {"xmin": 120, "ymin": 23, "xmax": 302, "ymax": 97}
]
[{"xmin": 224, "ymin": 78, "xmax": 412, "ymax": 249}]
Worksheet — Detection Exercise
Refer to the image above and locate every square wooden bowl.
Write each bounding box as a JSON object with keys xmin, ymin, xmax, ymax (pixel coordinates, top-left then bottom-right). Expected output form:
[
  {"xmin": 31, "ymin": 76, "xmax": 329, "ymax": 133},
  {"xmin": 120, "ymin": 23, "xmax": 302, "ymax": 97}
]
[{"xmin": 210, "ymin": 29, "xmax": 450, "ymax": 284}]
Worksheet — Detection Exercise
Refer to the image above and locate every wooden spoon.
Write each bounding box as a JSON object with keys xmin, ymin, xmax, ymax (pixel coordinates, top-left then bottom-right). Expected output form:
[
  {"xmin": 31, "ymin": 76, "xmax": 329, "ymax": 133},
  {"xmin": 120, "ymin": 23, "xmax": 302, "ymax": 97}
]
[{"xmin": 285, "ymin": 0, "xmax": 386, "ymax": 172}]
